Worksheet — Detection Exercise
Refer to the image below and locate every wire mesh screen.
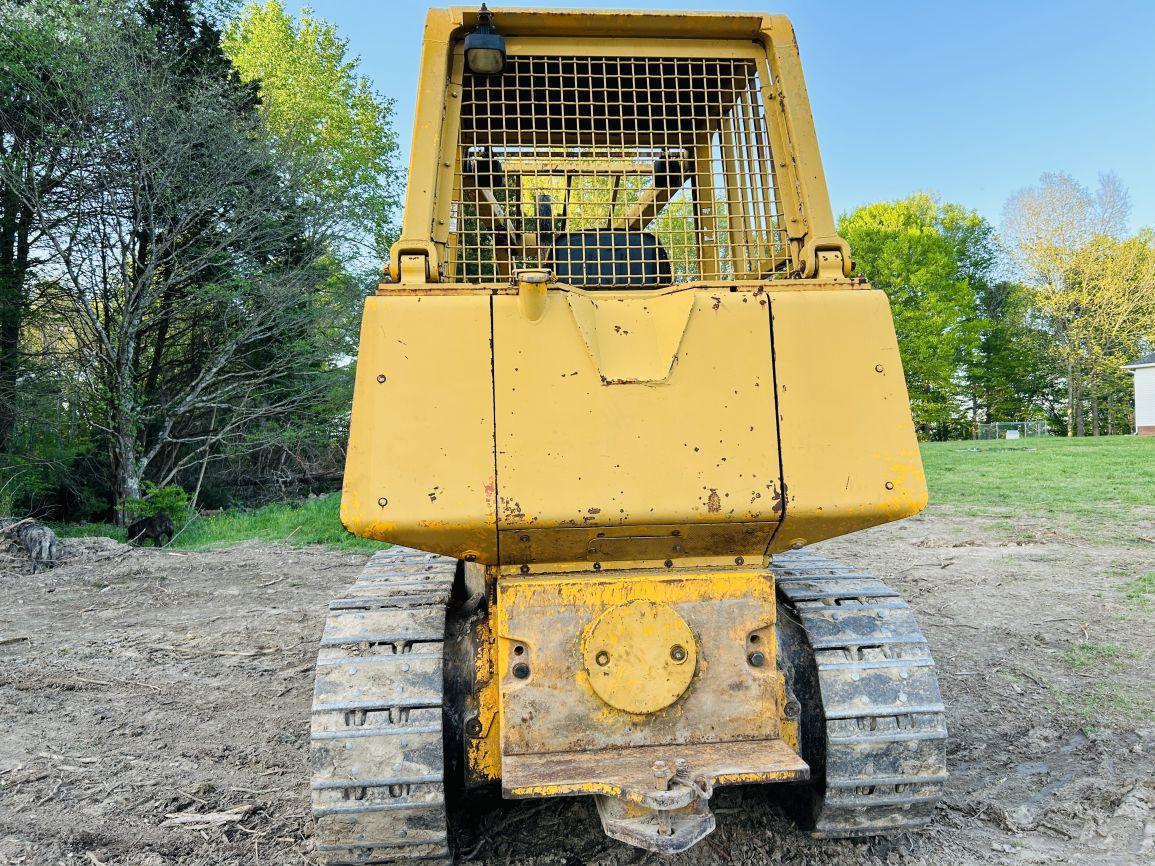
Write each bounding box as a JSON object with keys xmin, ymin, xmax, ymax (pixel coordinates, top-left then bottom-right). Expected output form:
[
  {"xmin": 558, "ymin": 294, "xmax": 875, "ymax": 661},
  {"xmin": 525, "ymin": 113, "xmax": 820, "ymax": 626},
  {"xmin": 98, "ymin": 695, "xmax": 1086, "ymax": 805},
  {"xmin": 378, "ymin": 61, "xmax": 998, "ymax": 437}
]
[
  {"xmin": 446, "ymin": 53, "xmax": 789, "ymax": 286},
  {"xmin": 975, "ymin": 421, "xmax": 1052, "ymax": 440}
]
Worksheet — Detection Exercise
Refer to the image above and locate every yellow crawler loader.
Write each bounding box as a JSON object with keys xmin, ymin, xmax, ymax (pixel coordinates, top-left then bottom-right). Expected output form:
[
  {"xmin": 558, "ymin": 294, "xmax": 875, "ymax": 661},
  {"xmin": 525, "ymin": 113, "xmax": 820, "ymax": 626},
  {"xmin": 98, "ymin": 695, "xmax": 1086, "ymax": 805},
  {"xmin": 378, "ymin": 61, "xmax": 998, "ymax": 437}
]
[{"xmin": 310, "ymin": 6, "xmax": 946, "ymax": 861}]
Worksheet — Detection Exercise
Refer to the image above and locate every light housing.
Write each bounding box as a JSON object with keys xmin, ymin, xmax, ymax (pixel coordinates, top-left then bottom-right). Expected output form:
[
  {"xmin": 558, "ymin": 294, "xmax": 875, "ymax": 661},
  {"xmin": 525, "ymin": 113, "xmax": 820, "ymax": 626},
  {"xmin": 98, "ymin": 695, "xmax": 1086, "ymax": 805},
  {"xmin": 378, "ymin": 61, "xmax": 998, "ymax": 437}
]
[{"xmin": 464, "ymin": 4, "xmax": 505, "ymax": 75}]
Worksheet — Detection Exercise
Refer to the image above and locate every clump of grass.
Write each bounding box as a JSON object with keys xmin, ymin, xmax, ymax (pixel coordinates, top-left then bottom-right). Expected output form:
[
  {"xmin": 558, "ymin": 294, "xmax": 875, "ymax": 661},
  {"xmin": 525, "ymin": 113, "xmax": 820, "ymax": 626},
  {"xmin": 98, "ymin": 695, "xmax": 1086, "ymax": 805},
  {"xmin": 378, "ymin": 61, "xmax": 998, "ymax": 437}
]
[
  {"xmin": 1062, "ymin": 642, "xmax": 1121, "ymax": 671},
  {"xmin": 175, "ymin": 494, "xmax": 384, "ymax": 551},
  {"xmin": 1056, "ymin": 682, "xmax": 1155, "ymax": 721},
  {"xmin": 55, "ymin": 493, "xmax": 384, "ymax": 552},
  {"xmin": 1121, "ymin": 572, "xmax": 1155, "ymax": 610}
]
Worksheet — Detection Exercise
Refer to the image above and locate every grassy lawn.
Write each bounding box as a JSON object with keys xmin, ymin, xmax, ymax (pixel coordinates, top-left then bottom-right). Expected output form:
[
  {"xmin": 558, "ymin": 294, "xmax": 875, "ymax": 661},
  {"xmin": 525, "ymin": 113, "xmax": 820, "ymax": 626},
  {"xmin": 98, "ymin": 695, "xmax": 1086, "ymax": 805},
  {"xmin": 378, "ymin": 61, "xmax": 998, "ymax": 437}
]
[
  {"xmin": 921, "ymin": 436, "xmax": 1155, "ymax": 522},
  {"xmin": 55, "ymin": 436, "xmax": 1151, "ymax": 550},
  {"xmin": 57, "ymin": 493, "xmax": 384, "ymax": 552}
]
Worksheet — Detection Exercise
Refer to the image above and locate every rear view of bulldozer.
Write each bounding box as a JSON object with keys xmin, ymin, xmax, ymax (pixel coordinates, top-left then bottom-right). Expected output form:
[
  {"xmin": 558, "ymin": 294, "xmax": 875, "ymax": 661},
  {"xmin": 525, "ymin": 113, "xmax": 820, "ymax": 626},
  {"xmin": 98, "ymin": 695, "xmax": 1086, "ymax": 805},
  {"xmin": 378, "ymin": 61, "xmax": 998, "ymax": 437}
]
[{"xmin": 310, "ymin": 7, "xmax": 947, "ymax": 862}]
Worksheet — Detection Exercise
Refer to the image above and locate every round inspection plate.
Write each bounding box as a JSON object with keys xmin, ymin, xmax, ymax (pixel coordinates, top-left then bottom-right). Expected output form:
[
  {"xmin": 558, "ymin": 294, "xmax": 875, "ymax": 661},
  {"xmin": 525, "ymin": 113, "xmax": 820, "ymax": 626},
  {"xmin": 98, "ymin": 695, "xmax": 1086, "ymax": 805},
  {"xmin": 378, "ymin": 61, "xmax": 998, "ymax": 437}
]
[{"xmin": 581, "ymin": 600, "xmax": 698, "ymax": 714}]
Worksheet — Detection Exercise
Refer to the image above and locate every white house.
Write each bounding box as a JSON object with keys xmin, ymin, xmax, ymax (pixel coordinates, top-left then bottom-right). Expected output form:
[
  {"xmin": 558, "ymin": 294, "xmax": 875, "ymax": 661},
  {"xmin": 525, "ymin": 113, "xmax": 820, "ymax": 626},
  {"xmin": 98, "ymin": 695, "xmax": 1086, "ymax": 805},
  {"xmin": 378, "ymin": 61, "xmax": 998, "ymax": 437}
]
[{"xmin": 1125, "ymin": 352, "xmax": 1155, "ymax": 435}]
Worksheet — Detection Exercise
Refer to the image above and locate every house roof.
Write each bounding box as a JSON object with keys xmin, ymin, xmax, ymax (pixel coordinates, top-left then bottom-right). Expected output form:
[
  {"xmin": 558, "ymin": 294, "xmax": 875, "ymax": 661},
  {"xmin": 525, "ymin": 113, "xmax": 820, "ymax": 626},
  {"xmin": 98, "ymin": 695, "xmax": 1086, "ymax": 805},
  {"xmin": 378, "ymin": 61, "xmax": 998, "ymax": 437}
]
[{"xmin": 1125, "ymin": 352, "xmax": 1155, "ymax": 369}]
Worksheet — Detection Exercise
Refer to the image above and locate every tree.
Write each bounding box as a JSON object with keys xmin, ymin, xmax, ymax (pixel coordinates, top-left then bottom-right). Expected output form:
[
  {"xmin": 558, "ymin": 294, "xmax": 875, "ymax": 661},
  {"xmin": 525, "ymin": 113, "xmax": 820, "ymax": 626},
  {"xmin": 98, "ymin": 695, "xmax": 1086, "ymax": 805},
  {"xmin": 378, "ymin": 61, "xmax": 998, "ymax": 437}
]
[
  {"xmin": 1, "ymin": 0, "xmax": 352, "ymax": 520},
  {"xmin": 965, "ymin": 280, "xmax": 1061, "ymax": 427},
  {"xmin": 839, "ymin": 194, "xmax": 986, "ymax": 438},
  {"xmin": 222, "ymin": 0, "xmax": 402, "ymax": 263},
  {"xmin": 0, "ymin": 0, "xmax": 78, "ymax": 454},
  {"xmin": 1003, "ymin": 172, "xmax": 1154, "ymax": 435}
]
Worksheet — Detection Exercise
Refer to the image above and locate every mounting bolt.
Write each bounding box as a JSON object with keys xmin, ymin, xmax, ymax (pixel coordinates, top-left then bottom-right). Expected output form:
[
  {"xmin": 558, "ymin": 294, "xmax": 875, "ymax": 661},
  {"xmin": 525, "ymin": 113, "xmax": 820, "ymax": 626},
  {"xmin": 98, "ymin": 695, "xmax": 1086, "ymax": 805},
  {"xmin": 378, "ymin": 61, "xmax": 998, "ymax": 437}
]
[
  {"xmin": 592, "ymin": 562, "xmax": 601, "ymax": 571},
  {"xmin": 735, "ymin": 556, "xmax": 744, "ymax": 565},
  {"xmin": 519, "ymin": 534, "xmax": 530, "ymax": 542},
  {"xmin": 747, "ymin": 650, "xmax": 766, "ymax": 668},
  {"xmin": 512, "ymin": 662, "xmax": 530, "ymax": 679},
  {"xmin": 885, "ymin": 481, "xmax": 895, "ymax": 490},
  {"xmin": 784, "ymin": 700, "xmax": 801, "ymax": 720},
  {"xmin": 377, "ymin": 497, "xmax": 388, "ymax": 508},
  {"xmin": 664, "ymin": 559, "xmax": 673, "ymax": 568},
  {"xmin": 595, "ymin": 651, "xmax": 610, "ymax": 667},
  {"xmin": 519, "ymin": 564, "xmax": 530, "ymax": 575},
  {"xmin": 465, "ymin": 717, "xmax": 483, "ymax": 737},
  {"xmin": 875, "ymin": 364, "xmax": 884, "ymax": 373},
  {"xmin": 376, "ymin": 374, "xmax": 387, "ymax": 383},
  {"xmin": 670, "ymin": 645, "xmax": 687, "ymax": 663}
]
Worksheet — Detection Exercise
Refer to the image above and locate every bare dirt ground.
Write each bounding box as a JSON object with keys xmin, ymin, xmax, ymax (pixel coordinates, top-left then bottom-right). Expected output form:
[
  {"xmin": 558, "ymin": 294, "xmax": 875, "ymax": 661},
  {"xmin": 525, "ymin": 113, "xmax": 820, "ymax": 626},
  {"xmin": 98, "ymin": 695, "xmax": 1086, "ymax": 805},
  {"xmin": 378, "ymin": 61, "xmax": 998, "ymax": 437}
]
[{"xmin": 1, "ymin": 507, "xmax": 1153, "ymax": 866}]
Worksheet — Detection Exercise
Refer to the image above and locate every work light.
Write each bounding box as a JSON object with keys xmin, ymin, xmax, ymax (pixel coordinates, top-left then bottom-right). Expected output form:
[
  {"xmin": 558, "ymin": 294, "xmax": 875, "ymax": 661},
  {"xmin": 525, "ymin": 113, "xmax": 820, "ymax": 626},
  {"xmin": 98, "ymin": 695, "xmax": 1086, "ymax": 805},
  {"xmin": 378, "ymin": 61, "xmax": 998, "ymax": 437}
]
[{"xmin": 464, "ymin": 4, "xmax": 505, "ymax": 75}]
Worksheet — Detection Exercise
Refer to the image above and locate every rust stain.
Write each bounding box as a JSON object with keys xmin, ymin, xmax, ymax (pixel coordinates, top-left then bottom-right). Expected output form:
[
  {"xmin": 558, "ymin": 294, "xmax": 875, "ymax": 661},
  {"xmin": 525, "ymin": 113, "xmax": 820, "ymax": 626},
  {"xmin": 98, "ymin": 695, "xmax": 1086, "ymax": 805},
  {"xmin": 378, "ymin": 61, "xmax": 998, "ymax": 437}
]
[{"xmin": 771, "ymin": 483, "xmax": 785, "ymax": 515}]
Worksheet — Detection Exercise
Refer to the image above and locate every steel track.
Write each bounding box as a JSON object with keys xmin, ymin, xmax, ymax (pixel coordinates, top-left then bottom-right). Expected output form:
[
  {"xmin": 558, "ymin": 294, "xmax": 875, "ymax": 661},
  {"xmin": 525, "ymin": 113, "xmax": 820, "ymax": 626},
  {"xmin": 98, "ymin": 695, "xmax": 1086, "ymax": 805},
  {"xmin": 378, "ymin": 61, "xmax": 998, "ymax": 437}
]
[
  {"xmin": 310, "ymin": 546, "xmax": 458, "ymax": 865},
  {"xmin": 773, "ymin": 552, "xmax": 948, "ymax": 837}
]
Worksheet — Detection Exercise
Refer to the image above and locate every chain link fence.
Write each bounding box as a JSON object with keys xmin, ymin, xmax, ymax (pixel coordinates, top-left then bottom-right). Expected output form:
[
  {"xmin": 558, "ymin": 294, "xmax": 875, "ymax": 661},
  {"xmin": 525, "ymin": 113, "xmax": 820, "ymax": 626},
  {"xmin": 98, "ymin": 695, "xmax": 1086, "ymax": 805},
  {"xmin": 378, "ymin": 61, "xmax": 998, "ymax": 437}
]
[{"xmin": 975, "ymin": 421, "xmax": 1052, "ymax": 440}]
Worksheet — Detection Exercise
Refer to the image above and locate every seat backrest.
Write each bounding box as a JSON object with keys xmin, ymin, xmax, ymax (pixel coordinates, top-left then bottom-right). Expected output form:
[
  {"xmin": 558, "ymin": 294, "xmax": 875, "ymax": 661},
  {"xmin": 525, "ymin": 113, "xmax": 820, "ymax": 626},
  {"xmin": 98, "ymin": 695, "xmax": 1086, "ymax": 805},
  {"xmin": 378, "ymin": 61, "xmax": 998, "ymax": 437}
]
[{"xmin": 546, "ymin": 230, "xmax": 672, "ymax": 290}]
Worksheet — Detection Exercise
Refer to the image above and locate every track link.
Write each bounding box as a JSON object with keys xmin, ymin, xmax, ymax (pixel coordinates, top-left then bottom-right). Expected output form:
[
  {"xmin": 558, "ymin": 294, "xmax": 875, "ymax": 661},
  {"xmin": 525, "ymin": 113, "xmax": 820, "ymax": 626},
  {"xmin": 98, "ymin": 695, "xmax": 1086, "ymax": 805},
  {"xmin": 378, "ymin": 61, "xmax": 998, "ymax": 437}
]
[
  {"xmin": 774, "ymin": 552, "xmax": 948, "ymax": 837},
  {"xmin": 311, "ymin": 547, "xmax": 458, "ymax": 865}
]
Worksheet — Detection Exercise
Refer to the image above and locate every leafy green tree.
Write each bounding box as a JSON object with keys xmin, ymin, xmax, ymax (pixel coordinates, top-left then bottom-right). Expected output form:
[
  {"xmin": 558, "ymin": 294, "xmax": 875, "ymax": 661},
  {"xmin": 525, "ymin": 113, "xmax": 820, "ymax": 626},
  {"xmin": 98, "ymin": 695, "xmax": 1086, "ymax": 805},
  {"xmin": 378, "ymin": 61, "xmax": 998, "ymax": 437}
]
[
  {"xmin": 222, "ymin": 0, "xmax": 402, "ymax": 262},
  {"xmin": 0, "ymin": 0, "xmax": 362, "ymax": 521},
  {"xmin": 966, "ymin": 280, "xmax": 1062, "ymax": 427},
  {"xmin": 1003, "ymin": 173, "xmax": 1155, "ymax": 435},
  {"xmin": 839, "ymin": 194, "xmax": 985, "ymax": 438}
]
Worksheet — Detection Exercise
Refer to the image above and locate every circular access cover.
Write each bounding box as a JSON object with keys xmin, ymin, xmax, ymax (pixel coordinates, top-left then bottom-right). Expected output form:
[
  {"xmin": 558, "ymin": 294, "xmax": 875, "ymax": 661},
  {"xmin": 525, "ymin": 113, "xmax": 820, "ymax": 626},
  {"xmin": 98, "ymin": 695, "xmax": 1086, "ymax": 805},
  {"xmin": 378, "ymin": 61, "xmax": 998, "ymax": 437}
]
[{"xmin": 581, "ymin": 600, "xmax": 698, "ymax": 714}]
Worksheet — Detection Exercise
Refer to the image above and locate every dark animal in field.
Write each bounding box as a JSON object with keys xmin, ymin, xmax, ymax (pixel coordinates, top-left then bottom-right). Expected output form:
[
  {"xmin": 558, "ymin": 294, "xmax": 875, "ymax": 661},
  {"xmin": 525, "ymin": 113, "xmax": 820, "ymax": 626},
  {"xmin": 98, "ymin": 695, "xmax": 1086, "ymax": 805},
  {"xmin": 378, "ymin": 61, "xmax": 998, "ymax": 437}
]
[
  {"xmin": 127, "ymin": 513, "xmax": 175, "ymax": 547},
  {"xmin": 4, "ymin": 520, "xmax": 60, "ymax": 573}
]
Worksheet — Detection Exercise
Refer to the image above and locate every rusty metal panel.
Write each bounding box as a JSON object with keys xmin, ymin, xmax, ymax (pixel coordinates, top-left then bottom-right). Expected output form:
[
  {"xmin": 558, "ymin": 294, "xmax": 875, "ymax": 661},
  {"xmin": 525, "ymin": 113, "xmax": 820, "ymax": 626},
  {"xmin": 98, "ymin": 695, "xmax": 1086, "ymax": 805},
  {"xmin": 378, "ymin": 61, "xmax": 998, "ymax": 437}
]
[
  {"xmin": 770, "ymin": 289, "xmax": 927, "ymax": 551},
  {"xmin": 340, "ymin": 294, "xmax": 497, "ymax": 561},
  {"xmin": 495, "ymin": 569, "xmax": 781, "ymax": 756},
  {"xmin": 492, "ymin": 288, "xmax": 781, "ymax": 564}
]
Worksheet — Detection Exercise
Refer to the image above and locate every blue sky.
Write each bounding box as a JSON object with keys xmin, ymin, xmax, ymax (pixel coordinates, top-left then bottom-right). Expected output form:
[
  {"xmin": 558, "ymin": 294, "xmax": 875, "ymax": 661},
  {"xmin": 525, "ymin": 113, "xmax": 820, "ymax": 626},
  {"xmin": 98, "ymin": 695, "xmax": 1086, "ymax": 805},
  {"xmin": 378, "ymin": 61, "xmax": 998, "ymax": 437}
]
[{"xmin": 306, "ymin": 1, "xmax": 1155, "ymax": 231}]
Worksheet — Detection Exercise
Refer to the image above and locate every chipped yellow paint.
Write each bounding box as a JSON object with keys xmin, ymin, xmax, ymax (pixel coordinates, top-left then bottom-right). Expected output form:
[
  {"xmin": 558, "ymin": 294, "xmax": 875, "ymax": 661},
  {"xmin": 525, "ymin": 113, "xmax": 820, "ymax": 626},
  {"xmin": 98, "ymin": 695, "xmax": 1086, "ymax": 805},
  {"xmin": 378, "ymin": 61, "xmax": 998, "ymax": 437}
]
[
  {"xmin": 508, "ymin": 781, "xmax": 623, "ymax": 801},
  {"xmin": 494, "ymin": 568, "xmax": 788, "ymax": 759},
  {"xmin": 340, "ymin": 293, "xmax": 497, "ymax": 561},
  {"xmin": 769, "ymin": 290, "xmax": 928, "ymax": 552},
  {"xmin": 466, "ymin": 612, "xmax": 502, "ymax": 784},
  {"xmin": 580, "ymin": 601, "xmax": 698, "ymax": 714},
  {"xmin": 565, "ymin": 290, "xmax": 695, "ymax": 384},
  {"xmin": 492, "ymin": 288, "xmax": 781, "ymax": 565}
]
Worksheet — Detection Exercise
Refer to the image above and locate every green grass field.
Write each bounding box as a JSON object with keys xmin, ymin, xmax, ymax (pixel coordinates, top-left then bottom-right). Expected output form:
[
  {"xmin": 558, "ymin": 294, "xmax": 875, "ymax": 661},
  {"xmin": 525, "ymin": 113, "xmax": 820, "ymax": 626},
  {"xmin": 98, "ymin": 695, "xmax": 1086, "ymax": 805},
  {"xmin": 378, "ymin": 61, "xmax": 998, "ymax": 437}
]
[
  {"xmin": 920, "ymin": 435, "xmax": 1155, "ymax": 520},
  {"xmin": 57, "ymin": 436, "xmax": 1152, "ymax": 551},
  {"xmin": 57, "ymin": 493, "xmax": 383, "ymax": 552}
]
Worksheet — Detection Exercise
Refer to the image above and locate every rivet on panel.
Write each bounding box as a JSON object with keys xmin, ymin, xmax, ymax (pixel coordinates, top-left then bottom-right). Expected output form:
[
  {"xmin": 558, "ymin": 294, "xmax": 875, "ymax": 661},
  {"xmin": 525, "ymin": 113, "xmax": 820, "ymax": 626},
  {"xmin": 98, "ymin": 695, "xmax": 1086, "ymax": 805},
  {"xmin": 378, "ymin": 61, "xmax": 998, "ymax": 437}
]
[
  {"xmin": 378, "ymin": 497, "xmax": 388, "ymax": 508},
  {"xmin": 376, "ymin": 374, "xmax": 387, "ymax": 383},
  {"xmin": 885, "ymin": 481, "xmax": 895, "ymax": 490}
]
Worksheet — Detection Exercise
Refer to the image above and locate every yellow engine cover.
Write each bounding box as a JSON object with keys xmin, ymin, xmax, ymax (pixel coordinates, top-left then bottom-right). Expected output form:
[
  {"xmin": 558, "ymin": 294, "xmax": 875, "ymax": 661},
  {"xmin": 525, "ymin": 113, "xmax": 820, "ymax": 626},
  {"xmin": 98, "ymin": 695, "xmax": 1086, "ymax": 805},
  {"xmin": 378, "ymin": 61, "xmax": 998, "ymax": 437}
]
[{"xmin": 341, "ymin": 283, "xmax": 926, "ymax": 566}]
